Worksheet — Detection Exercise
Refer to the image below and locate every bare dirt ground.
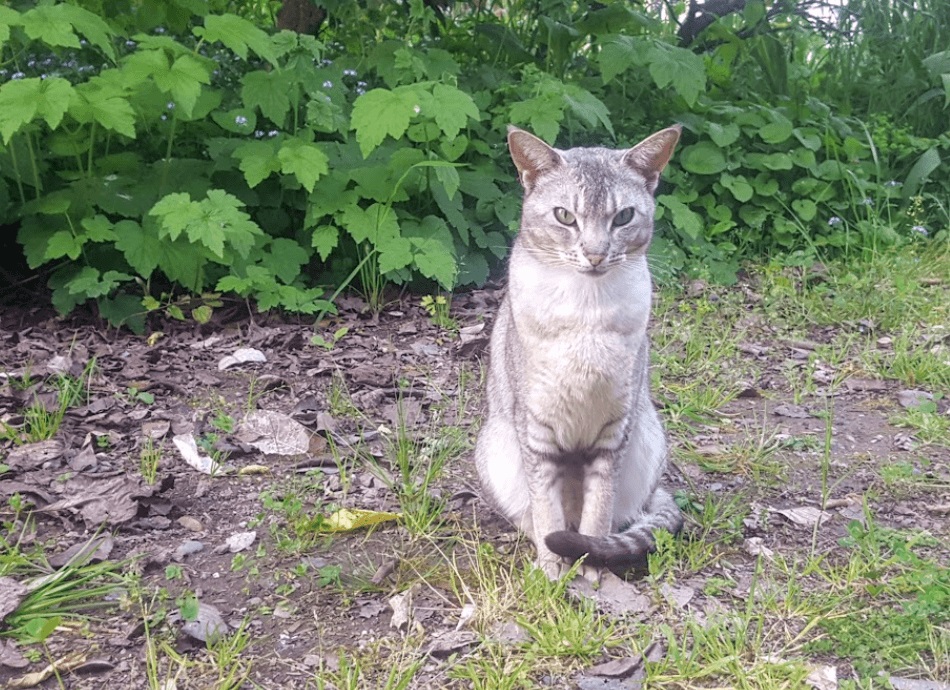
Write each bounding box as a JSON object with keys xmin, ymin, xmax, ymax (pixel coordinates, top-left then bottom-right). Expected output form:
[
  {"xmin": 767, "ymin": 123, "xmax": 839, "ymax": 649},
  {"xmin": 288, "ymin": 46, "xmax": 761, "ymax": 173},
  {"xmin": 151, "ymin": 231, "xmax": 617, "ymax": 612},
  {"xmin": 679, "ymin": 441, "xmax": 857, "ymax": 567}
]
[{"xmin": 0, "ymin": 269, "xmax": 948, "ymax": 689}]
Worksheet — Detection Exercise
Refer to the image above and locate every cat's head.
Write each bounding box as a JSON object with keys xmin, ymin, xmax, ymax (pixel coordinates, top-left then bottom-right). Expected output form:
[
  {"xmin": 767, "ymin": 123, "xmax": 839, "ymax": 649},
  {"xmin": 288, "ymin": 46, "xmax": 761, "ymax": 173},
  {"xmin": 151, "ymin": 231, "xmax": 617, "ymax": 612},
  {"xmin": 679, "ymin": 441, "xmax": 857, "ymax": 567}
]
[{"xmin": 507, "ymin": 125, "xmax": 680, "ymax": 275}]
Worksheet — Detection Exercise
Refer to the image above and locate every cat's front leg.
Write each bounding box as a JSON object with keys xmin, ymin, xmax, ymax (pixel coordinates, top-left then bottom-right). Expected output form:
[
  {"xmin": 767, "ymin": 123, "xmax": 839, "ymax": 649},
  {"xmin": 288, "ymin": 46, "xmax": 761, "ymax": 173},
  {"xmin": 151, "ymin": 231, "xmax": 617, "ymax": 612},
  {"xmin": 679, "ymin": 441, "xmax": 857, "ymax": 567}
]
[
  {"xmin": 524, "ymin": 454, "xmax": 570, "ymax": 579},
  {"xmin": 577, "ymin": 455, "xmax": 616, "ymax": 582}
]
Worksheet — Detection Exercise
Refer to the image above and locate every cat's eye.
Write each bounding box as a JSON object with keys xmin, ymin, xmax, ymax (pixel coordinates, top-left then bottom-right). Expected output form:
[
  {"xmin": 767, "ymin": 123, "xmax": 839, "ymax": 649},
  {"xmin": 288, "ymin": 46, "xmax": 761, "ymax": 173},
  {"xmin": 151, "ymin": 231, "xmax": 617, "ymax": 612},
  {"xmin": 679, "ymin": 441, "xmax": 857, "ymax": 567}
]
[
  {"xmin": 553, "ymin": 207, "xmax": 576, "ymax": 226},
  {"xmin": 612, "ymin": 207, "xmax": 636, "ymax": 227}
]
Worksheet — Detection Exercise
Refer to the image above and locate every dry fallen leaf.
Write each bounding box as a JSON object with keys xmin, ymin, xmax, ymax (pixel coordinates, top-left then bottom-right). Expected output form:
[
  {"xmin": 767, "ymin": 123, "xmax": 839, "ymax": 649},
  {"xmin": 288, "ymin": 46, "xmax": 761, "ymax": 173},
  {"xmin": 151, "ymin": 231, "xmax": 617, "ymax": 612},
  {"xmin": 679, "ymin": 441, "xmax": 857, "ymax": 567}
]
[
  {"xmin": 0, "ymin": 576, "xmax": 29, "ymax": 624},
  {"xmin": 5, "ymin": 439, "xmax": 65, "ymax": 471},
  {"xmin": 173, "ymin": 434, "xmax": 225, "ymax": 475},
  {"xmin": 218, "ymin": 347, "xmax": 266, "ymax": 371},
  {"xmin": 389, "ymin": 589, "xmax": 413, "ymax": 630},
  {"xmin": 175, "ymin": 602, "xmax": 229, "ymax": 644},
  {"xmin": 771, "ymin": 505, "xmax": 830, "ymax": 528},
  {"xmin": 225, "ymin": 531, "xmax": 257, "ymax": 553},
  {"xmin": 236, "ymin": 410, "xmax": 310, "ymax": 456},
  {"xmin": 806, "ymin": 664, "xmax": 837, "ymax": 690},
  {"xmin": 7, "ymin": 652, "xmax": 86, "ymax": 688},
  {"xmin": 321, "ymin": 508, "xmax": 402, "ymax": 533}
]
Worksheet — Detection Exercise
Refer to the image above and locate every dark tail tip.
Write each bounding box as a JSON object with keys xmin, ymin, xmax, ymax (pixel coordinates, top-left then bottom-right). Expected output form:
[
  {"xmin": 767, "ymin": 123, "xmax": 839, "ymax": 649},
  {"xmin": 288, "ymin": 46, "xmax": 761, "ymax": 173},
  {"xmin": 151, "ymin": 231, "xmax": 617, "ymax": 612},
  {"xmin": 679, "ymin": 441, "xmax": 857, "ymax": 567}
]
[
  {"xmin": 545, "ymin": 530, "xmax": 650, "ymax": 571},
  {"xmin": 545, "ymin": 530, "xmax": 592, "ymax": 562}
]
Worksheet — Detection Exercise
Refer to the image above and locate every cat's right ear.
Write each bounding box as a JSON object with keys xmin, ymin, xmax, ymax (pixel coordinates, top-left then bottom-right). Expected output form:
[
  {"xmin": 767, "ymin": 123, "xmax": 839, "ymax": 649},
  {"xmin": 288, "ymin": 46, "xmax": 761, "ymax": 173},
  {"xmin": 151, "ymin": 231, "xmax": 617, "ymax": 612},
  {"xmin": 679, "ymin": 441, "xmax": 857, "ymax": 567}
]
[{"xmin": 507, "ymin": 125, "xmax": 563, "ymax": 192}]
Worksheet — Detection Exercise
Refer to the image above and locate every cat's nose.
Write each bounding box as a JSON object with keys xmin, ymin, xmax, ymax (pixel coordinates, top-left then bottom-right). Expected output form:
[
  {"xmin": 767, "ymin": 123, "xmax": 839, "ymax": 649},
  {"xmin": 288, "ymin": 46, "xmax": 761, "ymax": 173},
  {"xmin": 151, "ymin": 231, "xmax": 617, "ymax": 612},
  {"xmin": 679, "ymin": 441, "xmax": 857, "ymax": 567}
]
[{"xmin": 586, "ymin": 254, "xmax": 605, "ymax": 267}]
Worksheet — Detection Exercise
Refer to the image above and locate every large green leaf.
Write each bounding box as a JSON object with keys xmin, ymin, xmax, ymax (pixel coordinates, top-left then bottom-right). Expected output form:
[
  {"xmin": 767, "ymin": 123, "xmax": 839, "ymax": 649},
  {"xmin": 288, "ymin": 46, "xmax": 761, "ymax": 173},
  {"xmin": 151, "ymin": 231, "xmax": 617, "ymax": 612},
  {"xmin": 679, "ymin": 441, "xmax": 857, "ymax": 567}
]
[
  {"xmin": 278, "ymin": 139, "xmax": 329, "ymax": 193},
  {"xmin": 350, "ymin": 87, "xmax": 419, "ymax": 157},
  {"xmin": 679, "ymin": 142, "xmax": 728, "ymax": 175},
  {"xmin": 197, "ymin": 13, "xmax": 278, "ymax": 67},
  {"xmin": 428, "ymin": 83, "xmax": 479, "ymax": 140},
  {"xmin": 0, "ymin": 77, "xmax": 73, "ymax": 143}
]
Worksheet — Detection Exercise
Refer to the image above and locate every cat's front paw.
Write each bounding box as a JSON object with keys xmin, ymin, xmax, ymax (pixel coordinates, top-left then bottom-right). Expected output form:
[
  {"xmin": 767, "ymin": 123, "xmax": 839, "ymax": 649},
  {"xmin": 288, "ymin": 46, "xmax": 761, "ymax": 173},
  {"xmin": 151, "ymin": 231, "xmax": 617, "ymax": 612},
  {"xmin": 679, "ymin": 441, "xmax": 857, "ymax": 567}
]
[
  {"xmin": 535, "ymin": 554, "xmax": 571, "ymax": 581},
  {"xmin": 578, "ymin": 563, "xmax": 603, "ymax": 585}
]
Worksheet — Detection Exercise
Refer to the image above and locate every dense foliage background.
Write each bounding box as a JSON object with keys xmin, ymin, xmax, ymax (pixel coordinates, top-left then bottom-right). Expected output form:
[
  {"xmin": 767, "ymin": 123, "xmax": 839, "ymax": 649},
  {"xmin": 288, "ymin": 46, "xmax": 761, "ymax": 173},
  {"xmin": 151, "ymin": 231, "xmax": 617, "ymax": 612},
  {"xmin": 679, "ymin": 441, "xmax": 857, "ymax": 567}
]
[{"xmin": 1, "ymin": 0, "xmax": 947, "ymax": 330}]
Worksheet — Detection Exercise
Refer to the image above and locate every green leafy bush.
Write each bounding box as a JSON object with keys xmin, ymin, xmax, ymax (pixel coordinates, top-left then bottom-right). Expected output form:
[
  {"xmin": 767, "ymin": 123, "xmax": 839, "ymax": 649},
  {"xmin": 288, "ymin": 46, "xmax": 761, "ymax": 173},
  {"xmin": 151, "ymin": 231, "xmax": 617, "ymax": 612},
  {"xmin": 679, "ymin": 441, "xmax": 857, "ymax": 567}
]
[{"xmin": 1, "ymin": 0, "xmax": 946, "ymax": 329}]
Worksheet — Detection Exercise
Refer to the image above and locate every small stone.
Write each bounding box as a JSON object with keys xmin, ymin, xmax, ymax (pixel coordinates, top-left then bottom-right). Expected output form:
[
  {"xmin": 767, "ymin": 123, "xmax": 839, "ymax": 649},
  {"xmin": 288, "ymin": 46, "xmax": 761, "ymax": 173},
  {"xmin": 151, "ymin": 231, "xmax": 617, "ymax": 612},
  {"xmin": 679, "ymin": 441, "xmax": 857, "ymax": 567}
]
[
  {"xmin": 177, "ymin": 516, "xmax": 204, "ymax": 532},
  {"xmin": 173, "ymin": 540, "xmax": 205, "ymax": 561}
]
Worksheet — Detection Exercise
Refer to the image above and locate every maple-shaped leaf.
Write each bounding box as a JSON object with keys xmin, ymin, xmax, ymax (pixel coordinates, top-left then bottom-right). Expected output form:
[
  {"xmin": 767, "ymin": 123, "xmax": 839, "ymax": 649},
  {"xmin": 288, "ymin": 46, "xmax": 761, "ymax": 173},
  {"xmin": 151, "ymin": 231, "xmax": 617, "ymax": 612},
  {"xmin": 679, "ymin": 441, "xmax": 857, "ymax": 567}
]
[
  {"xmin": 509, "ymin": 92, "xmax": 564, "ymax": 144},
  {"xmin": 196, "ymin": 13, "xmax": 279, "ymax": 67},
  {"xmin": 153, "ymin": 54, "xmax": 211, "ymax": 117},
  {"xmin": 55, "ymin": 3, "xmax": 117, "ymax": 61},
  {"xmin": 278, "ymin": 139, "xmax": 329, "ymax": 193},
  {"xmin": 428, "ymin": 83, "xmax": 479, "ymax": 140},
  {"xmin": 404, "ymin": 216, "xmax": 458, "ymax": 290},
  {"xmin": 19, "ymin": 5, "xmax": 80, "ymax": 50},
  {"xmin": 646, "ymin": 42, "xmax": 705, "ymax": 107},
  {"xmin": 80, "ymin": 215, "xmax": 118, "ymax": 243},
  {"xmin": 114, "ymin": 220, "xmax": 162, "ymax": 278},
  {"xmin": 44, "ymin": 230, "xmax": 83, "ymax": 261},
  {"xmin": 70, "ymin": 79, "xmax": 136, "ymax": 138},
  {"xmin": 350, "ymin": 87, "xmax": 419, "ymax": 157},
  {"xmin": 233, "ymin": 140, "xmax": 281, "ymax": 188},
  {"xmin": 338, "ymin": 202, "xmax": 400, "ymax": 245},
  {"xmin": 311, "ymin": 225, "xmax": 339, "ymax": 261},
  {"xmin": 262, "ymin": 237, "xmax": 309, "ymax": 284},
  {"xmin": 377, "ymin": 234, "xmax": 413, "ymax": 274},
  {"xmin": 0, "ymin": 77, "xmax": 74, "ymax": 144},
  {"xmin": 242, "ymin": 69, "xmax": 293, "ymax": 126}
]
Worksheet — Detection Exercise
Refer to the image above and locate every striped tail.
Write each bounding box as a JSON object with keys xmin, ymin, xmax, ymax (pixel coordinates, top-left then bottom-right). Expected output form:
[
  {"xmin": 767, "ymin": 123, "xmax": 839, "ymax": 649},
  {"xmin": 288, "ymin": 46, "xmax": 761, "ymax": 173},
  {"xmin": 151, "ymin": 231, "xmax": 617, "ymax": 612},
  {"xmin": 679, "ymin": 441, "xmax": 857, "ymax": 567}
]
[{"xmin": 544, "ymin": 490, "xmax": 683, "ymax": 571}]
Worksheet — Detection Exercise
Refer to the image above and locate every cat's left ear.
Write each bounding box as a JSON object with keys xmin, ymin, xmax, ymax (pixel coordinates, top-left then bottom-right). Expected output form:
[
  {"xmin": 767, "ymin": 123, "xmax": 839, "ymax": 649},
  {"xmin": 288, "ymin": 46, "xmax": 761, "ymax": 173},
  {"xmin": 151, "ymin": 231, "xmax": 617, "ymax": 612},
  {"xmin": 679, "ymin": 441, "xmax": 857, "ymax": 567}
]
[{"xmin": 622, "ymin": 125, "xmax": 681, "ymax": 193}]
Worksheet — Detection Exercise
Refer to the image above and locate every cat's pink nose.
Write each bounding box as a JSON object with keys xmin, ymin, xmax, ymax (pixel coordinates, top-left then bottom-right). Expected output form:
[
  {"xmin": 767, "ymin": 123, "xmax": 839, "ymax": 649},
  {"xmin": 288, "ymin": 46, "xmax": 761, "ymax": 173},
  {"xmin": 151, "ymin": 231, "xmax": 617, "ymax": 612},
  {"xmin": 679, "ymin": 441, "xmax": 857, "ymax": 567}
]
[{"xmin": 587, "ymin": 254, "xmax": 605, "ymax": 266}]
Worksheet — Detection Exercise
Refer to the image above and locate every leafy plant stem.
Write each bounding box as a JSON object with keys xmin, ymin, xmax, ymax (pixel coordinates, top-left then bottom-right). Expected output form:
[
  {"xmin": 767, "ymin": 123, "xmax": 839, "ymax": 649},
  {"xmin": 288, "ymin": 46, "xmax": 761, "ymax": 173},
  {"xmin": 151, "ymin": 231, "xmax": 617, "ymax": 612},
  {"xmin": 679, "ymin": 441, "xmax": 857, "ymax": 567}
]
[
  {"xmin": 86, "ymin": 121, "xmax": 97, "ymax": 176},
  {"xmin": 24, "ymin": 131, "xmax": 42, "ymax": 199},
  {"xmin": 160, "ymin": 110, "xmax": 179, "ymax": 195},
  {"xmin": 7, "ymin": 140, "xmax": 26, "ymax": 203}
]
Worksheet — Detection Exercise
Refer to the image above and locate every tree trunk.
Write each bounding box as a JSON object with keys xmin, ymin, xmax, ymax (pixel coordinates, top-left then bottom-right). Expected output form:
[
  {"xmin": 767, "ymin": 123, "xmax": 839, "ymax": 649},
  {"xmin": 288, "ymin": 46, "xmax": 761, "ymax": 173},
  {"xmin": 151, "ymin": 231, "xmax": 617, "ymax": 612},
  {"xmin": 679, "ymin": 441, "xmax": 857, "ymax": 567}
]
[{"xmin": 276, "ymin": 0, "xmax": 327, "ymax": 36}]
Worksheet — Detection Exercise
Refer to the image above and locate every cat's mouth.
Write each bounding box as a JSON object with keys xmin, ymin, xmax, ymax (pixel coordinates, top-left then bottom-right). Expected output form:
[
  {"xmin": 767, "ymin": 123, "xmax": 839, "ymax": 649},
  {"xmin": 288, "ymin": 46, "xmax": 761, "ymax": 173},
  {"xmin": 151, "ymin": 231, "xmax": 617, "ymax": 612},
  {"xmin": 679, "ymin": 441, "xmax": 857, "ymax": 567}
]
[{"xmin": 579, "ymin": 264, "xmax": 609, "ymax": 277}]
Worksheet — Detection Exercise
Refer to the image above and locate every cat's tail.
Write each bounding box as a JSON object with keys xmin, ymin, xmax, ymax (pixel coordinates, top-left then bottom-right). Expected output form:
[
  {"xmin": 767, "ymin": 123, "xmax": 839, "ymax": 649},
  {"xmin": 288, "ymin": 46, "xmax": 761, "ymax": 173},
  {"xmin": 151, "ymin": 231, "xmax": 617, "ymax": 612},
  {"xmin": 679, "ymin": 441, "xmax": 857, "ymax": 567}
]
[{"xmin": 544, "ymin": 489, "xmax": 683, "ymax": 570}]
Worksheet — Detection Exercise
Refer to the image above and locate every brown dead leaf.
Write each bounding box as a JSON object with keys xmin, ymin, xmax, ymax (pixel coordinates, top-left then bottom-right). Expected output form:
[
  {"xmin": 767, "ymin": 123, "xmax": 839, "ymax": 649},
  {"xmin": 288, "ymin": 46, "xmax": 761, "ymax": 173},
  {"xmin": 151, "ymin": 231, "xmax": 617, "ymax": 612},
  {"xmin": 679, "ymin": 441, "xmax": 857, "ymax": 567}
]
[
  {"xmin": 236, "ymin": 410, "xmax": 310, "ymax": 456},
  {"xmin": 48, "ymin": 534, "xmax": 114, "ymax": 569},
  {"xmin": 771, "ymin": 505, "xmax": 831, "ymax": 528},
  {"xmin": 587, "ymin": 656, "xmax": 643, "ymax": 678},
  {"xmin": 41, "ymin": 475, "xmax": 154, "ymax": 526},
  {"xmin": 7, "ymin": 652, "xmax": 86, "ymax": 688},
  {"xmin": 0, "ymin": 638, "xmax": 29, "ymax": 669},
  {"xmin": 0, "ymin": 576, "xmax": 29, "ymax": 623},
  {"xmin": 6, "ymin": 439, "xmax": 64, "ymax": 471}
]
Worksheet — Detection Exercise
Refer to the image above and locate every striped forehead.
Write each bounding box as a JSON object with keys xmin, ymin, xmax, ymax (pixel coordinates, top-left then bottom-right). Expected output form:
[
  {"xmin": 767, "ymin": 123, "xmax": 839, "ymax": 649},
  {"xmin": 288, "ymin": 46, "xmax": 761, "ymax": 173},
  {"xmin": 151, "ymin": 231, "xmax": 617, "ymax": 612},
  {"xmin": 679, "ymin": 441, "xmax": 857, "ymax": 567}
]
[{"xmin": 561, "ymin": 148, "xmax": 628, "ymax": 213}]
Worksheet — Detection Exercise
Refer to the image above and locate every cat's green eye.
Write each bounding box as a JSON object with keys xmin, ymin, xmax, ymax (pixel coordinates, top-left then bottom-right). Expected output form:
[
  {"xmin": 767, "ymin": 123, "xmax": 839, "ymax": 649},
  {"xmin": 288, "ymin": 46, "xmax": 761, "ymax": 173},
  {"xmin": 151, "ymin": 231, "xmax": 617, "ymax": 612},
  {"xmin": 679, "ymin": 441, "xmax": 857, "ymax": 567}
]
[
  {"xmin": 553, "ymin": 207, "xmax": 576, "ymax": 226},
  {"xmin": 612, "ymin": 207, "xmax": 636, "ymax": 227}
]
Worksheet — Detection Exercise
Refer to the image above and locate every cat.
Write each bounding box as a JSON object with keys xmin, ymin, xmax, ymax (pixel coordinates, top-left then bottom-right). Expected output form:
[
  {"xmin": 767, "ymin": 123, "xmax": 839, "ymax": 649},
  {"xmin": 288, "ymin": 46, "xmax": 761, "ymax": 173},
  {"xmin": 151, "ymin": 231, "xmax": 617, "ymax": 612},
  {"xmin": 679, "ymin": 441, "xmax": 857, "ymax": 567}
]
[{"xmin": 474, "ymin": 124, "xmax": 684, "ymax": 580}]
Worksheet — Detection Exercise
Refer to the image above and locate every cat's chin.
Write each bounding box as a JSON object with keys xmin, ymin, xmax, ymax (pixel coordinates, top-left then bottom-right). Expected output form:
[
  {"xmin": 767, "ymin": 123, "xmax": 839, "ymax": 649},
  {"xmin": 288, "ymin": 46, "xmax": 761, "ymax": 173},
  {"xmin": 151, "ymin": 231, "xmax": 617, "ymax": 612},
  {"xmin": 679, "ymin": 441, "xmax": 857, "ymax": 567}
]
[{"xmin": 578, "ymin": 266, "xmax": 610, "ymax": 277}]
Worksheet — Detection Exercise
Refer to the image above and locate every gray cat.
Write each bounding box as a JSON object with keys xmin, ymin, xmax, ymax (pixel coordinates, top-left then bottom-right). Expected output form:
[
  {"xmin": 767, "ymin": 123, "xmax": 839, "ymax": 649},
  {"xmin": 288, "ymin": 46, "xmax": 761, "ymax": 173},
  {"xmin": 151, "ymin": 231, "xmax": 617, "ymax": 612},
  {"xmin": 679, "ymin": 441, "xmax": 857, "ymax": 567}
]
[{"xmin": 475, "ymin": 124, "xmax": 683, "ymax": 580}]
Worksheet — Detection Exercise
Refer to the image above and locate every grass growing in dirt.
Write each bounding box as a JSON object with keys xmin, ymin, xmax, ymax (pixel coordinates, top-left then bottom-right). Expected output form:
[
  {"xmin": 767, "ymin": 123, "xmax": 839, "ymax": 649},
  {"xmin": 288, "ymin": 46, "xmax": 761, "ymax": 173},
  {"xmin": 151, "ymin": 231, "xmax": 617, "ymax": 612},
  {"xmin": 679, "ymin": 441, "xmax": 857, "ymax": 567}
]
[{"xmin": 1, "ymin": 244, "xmax": 948, "ymax": 689}]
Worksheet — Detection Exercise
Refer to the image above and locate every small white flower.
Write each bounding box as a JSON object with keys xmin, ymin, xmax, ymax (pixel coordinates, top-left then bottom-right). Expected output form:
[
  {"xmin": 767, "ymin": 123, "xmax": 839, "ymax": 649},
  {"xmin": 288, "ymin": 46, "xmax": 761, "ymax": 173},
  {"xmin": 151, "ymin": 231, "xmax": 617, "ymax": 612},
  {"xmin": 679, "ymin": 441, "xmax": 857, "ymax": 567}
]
[
  {"xmin": 166, "ymin": 101, "xmax": 176, "ymax": 110},
  {"xmin": 268, "ymin": 130, "xmax": 278, "ymax": 137},
  {"xmin": 343, "ymin": 69, "xmax": 357, "ymax": 77},
  {"xmin": 323, "ymin": 80, "xmax": 333, "ymax": 89},
  {"xmin": 828, "ymin": 216, "xmax": 843, "ymax": 226},
  {"xmin": 912, "ymin": 225, "xmax": 928, "ymax": 236},
  {"xmin": 234, "ymin": 115, "xmax": 248, "ymax": 126},
  {"xmin": 886, "ymin": 180, "xmax": 900, "ymax": 187},
  {"xmin": 254, "ymin": 130, "xmax": 265, "ymax": 138},
  {"xmin": 413, "ymin": 105, "xmax": 421, "ymax": 115},
  {"xmin": 11, "ymin": 71, "xmax": 25, "ymax": 80},
  {"xmin": 862, "ymin": 197, "xmax": 873, "ymax": 206}
]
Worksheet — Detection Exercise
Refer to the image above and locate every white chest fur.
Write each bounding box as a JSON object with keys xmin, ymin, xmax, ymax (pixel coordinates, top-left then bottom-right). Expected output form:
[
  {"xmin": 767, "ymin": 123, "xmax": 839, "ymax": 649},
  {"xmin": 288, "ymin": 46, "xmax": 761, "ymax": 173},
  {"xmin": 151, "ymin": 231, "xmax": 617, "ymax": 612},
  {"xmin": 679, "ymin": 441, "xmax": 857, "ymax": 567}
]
[{"xmin": 508, "ymin": 249, "xmax": 651, "ymax": 451}]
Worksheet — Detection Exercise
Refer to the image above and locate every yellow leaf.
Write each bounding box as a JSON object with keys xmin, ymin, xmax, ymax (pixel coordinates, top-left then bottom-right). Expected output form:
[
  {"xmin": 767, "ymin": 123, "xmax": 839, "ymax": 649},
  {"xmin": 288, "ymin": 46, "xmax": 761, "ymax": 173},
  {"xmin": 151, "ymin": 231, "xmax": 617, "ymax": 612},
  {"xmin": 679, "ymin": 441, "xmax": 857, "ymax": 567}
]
[
  {"xmin": 321, "ymin": 508, "xmax": 401, "ymax": 532},
  {"xmin": 237, "ymin": 464, "xmax": 271, "ymax": 475}
]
